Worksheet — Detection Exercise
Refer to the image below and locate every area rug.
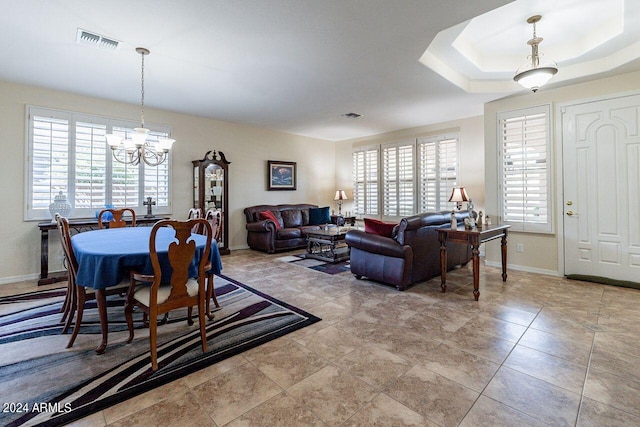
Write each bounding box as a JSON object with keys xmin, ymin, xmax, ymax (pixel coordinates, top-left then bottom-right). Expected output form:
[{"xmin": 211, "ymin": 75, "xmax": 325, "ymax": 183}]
[
  {"xmin": 0, "ymin": 275, "xmax": 321, "ymax": 426},
  {"xmin": 275, "ymin": 254, "xmax": 351, "ymax": 275}
]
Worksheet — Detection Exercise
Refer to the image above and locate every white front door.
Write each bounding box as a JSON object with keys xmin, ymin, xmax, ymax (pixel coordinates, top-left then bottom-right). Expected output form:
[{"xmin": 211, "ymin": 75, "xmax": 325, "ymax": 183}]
[{"xmin": 562, "ymin": 93, "xmax": 640, "ymax": 281}]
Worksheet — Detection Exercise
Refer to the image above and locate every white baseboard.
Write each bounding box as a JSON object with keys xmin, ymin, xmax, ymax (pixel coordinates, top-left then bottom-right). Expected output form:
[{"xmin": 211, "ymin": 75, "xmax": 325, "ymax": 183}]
[
  {"xmin": 484, "ymin": 260, "xmax": 561, "ymax": 277},
  {"xmin": 0, "ymin": 273, "xmax": 40, "ymax": 285}
]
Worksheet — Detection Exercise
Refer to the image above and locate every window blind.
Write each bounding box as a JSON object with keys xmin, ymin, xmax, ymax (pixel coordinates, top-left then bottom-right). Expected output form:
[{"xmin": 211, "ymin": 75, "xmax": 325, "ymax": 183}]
[
  {"xmin": 352, "ymin": 146, "xmax": 379, "ymax": 216},
  {"xmin": 498, "ymin": 105, "xmax": 552, "ymax": 233},
  {"xmin": 27, "ymin": 106, "xmax": 173, "ymax": 220},
  {"xmin": 382, "ymin": 141, "xmax": 415, "ymax": 216},
  {"xmin": 418, "ymin": 134, "xmax": 459, "ymax": 212}
]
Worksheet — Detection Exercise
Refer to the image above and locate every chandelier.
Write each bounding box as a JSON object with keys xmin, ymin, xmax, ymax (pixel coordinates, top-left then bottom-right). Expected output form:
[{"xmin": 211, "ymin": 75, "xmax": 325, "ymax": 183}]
[
  {"xmin": 513, "ymin": 15, "xmax": 558, "ymax": 92},
  {"xmin": 106, "ymin": 47, "xmax": 175, "ymax": 166}
]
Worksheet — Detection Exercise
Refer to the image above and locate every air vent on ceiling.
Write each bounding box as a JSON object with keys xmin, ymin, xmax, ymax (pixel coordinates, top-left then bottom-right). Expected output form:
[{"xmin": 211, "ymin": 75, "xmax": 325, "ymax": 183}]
[
  {"xmin": 341, "ymin": 113, "xmax": 363, "ymax": 119},
  {"xmin": 76, "ymin": 29, "xmax": 120, "ymax": 51}
]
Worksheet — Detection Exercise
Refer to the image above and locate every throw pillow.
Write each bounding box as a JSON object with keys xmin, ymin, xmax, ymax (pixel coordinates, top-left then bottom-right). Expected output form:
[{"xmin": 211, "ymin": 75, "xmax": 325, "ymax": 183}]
[
  {"xmin": 258, "ymin": 210, "xmax": 282, "ymax": 230},
  {"xmin": 309, "ymin": 206, "xmax": 331, "ymax": 225},
  {"xmin": 364, "ymin": 218, "xmax": 397, "ymax": 238}
]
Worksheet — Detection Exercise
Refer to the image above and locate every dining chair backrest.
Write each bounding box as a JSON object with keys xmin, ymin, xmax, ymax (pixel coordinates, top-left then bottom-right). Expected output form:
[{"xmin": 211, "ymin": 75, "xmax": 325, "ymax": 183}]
[
  {"xmin": 188, "ymin": 208, "xmax": 203, "ymax": 233},
  {"xmin": 149, "ymin": 219, "xmax": 212, "ymax": 301},
  {"xmin": 98, "ymin": 208, "xmax": 136, "ymax": 229},
  {"xmin": 187, "ymin": 208, "xmax": 202, "ymax": 220},
  {"xmin": 204, "ymin": 209, "xmax": 222, "ymax": 242}
]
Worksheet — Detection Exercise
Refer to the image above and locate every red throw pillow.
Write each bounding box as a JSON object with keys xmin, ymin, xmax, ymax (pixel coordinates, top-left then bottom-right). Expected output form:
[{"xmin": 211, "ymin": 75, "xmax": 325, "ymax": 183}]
[
  {"xmin": 258, "ymin": 210, "xmax": 281, "ymax": 230},
  {"xmin": 364, "ymin": 218, "xmax": 396, "ymax": 238}
]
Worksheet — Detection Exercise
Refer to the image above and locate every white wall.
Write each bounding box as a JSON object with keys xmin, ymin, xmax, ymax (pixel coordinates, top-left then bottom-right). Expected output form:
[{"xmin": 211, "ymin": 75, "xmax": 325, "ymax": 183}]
[
  {"xmin": 334, "ymin": 115, "xmax": 486, "ymax": 219},
  {"xmin": 484, "ymin": 70, "xmax": 640, "ymax": 275},
  {"xmin": 0, "ymin": 81, "xmax": 336, "ymax": 284}
]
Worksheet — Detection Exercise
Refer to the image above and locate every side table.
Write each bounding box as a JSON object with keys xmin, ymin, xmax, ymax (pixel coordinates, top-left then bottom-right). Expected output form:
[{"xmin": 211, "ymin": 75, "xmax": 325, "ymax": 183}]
[{"xmin": 436, "ymin": 224, "xmax": 510, "ymax": 301}]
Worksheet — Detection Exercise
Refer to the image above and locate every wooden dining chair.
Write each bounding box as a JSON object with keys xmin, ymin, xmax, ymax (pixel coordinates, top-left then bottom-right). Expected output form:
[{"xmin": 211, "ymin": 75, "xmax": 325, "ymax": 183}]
[
  {"xmin": 125, "ymin": 219, "xmax": 211, "ymax": 371},
  {"xmin": 203, "ymin": 209, "xmax": 221, "ymax": 319},
  {"xmin": 56, "ymin": 215, "xmax": 128, "ymax": 351},
  {"xmin": 98, "ymin": 208, "xmax": 136, "ymax": 229}
]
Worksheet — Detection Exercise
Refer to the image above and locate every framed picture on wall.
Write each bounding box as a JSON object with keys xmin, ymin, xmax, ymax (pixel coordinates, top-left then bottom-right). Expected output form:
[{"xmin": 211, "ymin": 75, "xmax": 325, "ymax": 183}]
[{"xmin": 267, "ymin": 160, "xmax": 296, "ymax": 191}]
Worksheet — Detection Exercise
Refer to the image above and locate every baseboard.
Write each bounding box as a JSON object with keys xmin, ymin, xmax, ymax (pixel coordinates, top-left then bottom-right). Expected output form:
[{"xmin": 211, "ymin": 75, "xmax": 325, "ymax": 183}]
[
  {"xmin": 0, "ymin": 273, "xmax": 40, "ymax": 285},
  {"xmin": 484, "ymin": 260, "xmax": 561, "ymax": 277}
]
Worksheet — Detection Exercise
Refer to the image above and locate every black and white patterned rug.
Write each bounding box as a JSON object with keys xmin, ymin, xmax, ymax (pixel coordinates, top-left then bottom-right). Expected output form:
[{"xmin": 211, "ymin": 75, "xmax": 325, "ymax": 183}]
[
  {"xmin": 0, "ymin": 275, "xmax": 320, "ymax": 426},
  {"xmin": 275, "ymin": 254, "xmax": 351, "ymax": 275}
]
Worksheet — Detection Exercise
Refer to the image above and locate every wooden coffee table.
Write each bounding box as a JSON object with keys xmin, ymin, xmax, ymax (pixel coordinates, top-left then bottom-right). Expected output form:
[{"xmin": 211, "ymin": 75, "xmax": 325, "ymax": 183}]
[{"xmin": 306, "ymin": 227, "xmax": 351, "ymax": 263}]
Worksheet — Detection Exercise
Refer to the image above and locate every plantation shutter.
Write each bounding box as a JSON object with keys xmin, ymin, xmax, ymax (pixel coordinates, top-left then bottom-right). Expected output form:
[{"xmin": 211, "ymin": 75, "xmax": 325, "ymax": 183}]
[
  {"xmin": 30, "ymin": 114, "xmax": 70, "ymax": 210},
  {"xmin": 26, "ymin": 106, "xmax": 173, "ymax": 220},
  {"xmin": 382, "ymin": 141, "xmax": 415, "ymax": 216},
  {"xmin": 74, "ymin": 121, "xmax": 107, "ymax": 209},
  {"xmin": 417, "ymin": 133, "xmax": 459, "ymax": 212},
  {"xmin": 352, "ymin": 146, "xmax": 379, "ymax": 216},
  {"xmin": 499, "ymin": 105, "xmax": 552, "ymax": 233}
]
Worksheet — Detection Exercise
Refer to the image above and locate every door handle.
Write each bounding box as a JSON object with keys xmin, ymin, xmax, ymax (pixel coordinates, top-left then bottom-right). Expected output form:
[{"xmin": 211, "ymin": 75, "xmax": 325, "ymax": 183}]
[{"xmin": 566, "ymin": 210, "xmax": 574, "ymax": 216}]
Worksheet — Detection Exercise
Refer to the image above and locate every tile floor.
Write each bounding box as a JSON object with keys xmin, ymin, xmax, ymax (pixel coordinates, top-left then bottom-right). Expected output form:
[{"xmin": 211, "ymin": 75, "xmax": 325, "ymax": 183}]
[{"xmin": 9, "ymin": 249, "xmax": 640, "ymax": 426}]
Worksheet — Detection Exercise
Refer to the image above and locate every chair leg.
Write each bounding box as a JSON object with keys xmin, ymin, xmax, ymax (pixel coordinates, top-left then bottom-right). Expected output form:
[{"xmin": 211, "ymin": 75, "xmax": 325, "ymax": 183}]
[
  {"xmin": 124, "ymin": 300, "xmax": 135, "ymax": 344},
  {"xmin": 206, "ymin": 273, "xmax": 219, "ymax": 320},
  {"xmin": 187, "ymin": 306, "xmax": 194, "ymax": 326},
  {"xmin": 198, "ymin": 297, "xmax": 208, "ymax": 353},
  {"xmin": 66, "ymin": 287, "xmax": 86, "ymax": 348},
  {"xmin": 60, "ymin": 278, "xmax": 73, "ymax": 320},
  {"xmin": 62, "ymin": 283, "xmax": 78, "ymax": 334},
  {"xmin": 149, "ymin": 312, "xmax": 158, "ymax": 371}
]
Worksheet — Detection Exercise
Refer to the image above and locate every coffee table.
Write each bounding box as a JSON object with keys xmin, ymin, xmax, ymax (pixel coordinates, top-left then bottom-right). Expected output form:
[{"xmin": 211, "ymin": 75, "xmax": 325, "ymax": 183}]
[{"xmin": 306, "ymin": 227, "xmax": 351, "ymax": 263}]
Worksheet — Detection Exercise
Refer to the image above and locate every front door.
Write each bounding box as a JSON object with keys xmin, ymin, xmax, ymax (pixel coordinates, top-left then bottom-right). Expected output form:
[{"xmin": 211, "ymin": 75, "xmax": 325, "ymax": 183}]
[{"xmin": 561, "ymin": 93, "xmax": 640, "ymax": 281}]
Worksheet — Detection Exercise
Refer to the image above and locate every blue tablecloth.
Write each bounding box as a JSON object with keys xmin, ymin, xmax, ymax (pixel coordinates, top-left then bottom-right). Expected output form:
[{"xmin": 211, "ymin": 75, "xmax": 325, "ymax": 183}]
[{"xmin": 72, "ymin": 227, "xmax": 223, "ymax": 289}]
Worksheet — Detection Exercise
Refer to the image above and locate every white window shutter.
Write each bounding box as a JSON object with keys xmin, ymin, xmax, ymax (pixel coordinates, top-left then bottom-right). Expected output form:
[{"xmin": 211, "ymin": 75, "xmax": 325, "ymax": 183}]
[{"xmin": 498, "ymin": 105, "xmax": 552, "ymax": 233}]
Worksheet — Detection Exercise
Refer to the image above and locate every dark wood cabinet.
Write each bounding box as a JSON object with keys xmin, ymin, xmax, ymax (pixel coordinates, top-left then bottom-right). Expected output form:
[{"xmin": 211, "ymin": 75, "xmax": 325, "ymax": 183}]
[{"xmin": 193, "ymin": 151, "xmax": 230, "ymax": 255}]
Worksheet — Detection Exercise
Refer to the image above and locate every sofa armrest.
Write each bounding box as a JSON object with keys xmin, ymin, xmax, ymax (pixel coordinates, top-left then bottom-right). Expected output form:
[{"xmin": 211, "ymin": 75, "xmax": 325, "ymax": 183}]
[
  {"xmin": 246, "ymin": 219, "xmax": 276, "ymax": 233},
  {"xmin": 345, "ymin": 230, "xmax": 408, "ymax": 258}
]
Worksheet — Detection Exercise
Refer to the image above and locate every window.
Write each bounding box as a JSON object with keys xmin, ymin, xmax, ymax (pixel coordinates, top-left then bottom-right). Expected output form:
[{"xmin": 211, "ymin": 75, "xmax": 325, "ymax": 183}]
[
  {"xmin": 498, "ymin": 105, "xmax": 552, "ymax": 233},
  {"xmin": 418, "ymin": 133, "xmax": 459, "ymax": 212},
  {"xmin": 352, "ymin": 146, "xmax": 379, "ymax": 216},
  {"xmin": 352, "ymin": 133, "xmax": 459, "ymax": 217},
  {"xmin": 26, "ymin": 106, "xmax": 172, "ymax": 220},
  {"xmin": 382, "ymin": 141, "xmax": 415, "ymax": 216}
]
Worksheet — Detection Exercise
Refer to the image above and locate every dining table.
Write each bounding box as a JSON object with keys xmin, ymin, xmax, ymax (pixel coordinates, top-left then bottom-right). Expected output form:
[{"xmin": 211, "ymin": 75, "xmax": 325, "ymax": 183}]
[{"xmin": 72, "ymin": 226, "xmax": 223, "ymax": 354}]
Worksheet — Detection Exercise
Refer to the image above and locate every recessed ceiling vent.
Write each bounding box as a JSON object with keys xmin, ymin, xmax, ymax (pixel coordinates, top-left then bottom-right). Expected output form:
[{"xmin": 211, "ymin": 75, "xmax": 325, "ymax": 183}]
[
  {"xmin": 341, "ymin": 113, "xmax": 363, "ymax": 119},
  {"xmin": 76, "ymin": 29, "xmax": 120, "ymax": 51}
]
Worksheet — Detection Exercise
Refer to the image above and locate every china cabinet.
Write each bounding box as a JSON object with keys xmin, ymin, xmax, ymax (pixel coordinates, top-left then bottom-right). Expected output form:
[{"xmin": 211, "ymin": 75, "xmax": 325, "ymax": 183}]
[{"xmin": 193, "ymin": 151, "xmax": 230, "ymax": 254}]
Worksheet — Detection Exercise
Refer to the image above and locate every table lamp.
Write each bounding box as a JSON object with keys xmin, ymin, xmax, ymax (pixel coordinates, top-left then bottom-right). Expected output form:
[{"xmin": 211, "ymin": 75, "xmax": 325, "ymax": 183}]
[
  {"xmin": 334, "ymin": 190, "xmax": 348, "ymax": 216},
  {"xmin": 448, "ymin": 187, "xmax": 469, "ymax": 210}
]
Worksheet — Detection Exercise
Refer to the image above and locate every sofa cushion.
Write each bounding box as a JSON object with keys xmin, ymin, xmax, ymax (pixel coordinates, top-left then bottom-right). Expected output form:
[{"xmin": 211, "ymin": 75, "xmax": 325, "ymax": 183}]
[
  {"xmin": 281, "ymin": 209, "xmax": 303, "ymax": 228},
  {"xmin": 277, "ymin": 228, "xmax": 302, "ymax": 239},
  {"xmin": 309, "ymin": 206, "xmax": 331, "ymax": 225},
  {"xmin": 259, "ymin": 210, "xmax": 282, "ymax": 230},
  {"xmin": 364, "ymin": 218, "xmax": 397, "ymax": 238}
]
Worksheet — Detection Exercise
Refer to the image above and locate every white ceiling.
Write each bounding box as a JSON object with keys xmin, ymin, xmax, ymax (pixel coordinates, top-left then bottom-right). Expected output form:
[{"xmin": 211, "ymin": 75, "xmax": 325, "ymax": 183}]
[{"xmin": 1, "ymin": 0, "xmax": 638, "ymax": 141}]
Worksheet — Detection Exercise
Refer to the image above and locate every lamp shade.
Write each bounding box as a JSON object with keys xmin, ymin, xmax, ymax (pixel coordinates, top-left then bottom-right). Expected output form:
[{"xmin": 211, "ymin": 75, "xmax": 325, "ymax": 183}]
[
  {"xmin": 334, "ymin": 190, "xmax": 348, "ymax": 201},
  {"xmin": 448, "ymin": 187, "xmax": 469, "ymax": 203}
]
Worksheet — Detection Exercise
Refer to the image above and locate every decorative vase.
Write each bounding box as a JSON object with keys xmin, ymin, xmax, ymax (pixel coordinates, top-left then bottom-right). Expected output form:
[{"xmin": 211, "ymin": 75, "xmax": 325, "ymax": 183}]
[{"xmin": 49, "ymin": 191, "xmax": 72, "ymax": 221}]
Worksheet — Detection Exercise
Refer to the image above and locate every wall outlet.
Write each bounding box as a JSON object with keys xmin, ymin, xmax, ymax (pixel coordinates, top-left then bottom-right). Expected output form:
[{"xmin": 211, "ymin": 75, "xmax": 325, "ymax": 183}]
[{"xmin": 516, "ymin": 243, "xmax": 524, "ymax": 253}]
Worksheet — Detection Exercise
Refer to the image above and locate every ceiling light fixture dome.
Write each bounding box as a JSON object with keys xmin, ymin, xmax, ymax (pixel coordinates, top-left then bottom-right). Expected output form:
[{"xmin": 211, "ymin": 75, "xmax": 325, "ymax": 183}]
[{"xmin": 513, "ymin": 15, "xmax": 558, "ymax": 92}]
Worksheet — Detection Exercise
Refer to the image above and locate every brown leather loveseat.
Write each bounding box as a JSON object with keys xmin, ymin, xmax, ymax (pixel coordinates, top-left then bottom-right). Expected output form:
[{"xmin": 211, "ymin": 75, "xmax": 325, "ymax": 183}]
[
  {"xmin": 345, "ymin": 211, "xmax": 472, "ymax": 290},
  {"xmin": 244, "ymin": 204, "xmax": 329, "ymax": 253}
]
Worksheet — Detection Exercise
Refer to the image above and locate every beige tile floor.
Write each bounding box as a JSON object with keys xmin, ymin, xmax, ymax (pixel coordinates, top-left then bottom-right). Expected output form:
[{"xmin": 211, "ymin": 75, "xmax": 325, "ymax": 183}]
[{"xmin": 10, "ymin": 249, "xmax": 640, "ymax": 426}]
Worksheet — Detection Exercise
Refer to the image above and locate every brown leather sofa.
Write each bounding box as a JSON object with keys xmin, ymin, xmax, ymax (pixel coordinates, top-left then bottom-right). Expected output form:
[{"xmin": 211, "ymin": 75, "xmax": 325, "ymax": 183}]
[
  {"xmin": 244, "ymin": 204, "xmax": 325, "ymax": 253},
  {"xmin": 345, "ymin": 211, "xmax": 472, "ymax": 290}
]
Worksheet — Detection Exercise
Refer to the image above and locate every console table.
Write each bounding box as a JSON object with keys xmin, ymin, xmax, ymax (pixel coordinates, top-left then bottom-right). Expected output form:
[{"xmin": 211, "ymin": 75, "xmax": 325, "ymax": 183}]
[
  {"xmin": 437, "ymin": 224, "xmax": 510, "ymax": 301},
  {"xmin": 37, "ymin": 217, "xmax": 167, "ymax": 285}
]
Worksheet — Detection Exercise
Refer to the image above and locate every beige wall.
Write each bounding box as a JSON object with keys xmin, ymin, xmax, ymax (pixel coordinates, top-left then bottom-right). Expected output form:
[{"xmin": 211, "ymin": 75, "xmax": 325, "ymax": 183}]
[
  {"xmin": 334, "ymin": 115, "xmax": 486, "ymax": 220},
  {"xmin": 484, "ymin": 70, "xmax": 640, "ymax": 275},
  {"xmin": 0, "ymin": 81, "xmax": 336, "ymax": 283}
]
